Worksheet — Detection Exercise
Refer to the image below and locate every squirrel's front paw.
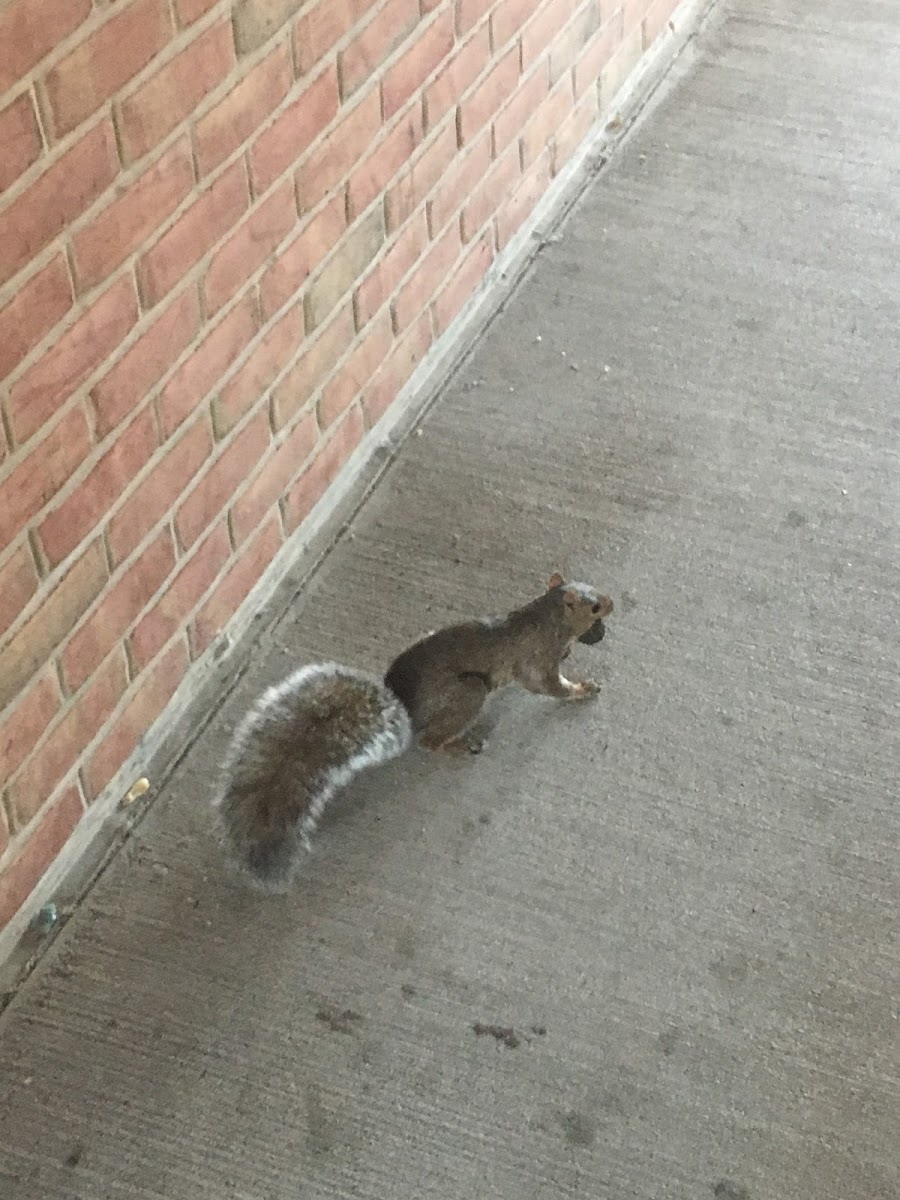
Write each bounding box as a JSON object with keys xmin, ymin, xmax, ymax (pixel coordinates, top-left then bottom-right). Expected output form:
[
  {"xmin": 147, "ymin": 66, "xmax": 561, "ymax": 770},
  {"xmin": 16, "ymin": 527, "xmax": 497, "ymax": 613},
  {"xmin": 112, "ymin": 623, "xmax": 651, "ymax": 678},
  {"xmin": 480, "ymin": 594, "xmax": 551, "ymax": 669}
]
[{"xmin": 569, "ymin": 679, "xmax": 599, "ymax": 700}]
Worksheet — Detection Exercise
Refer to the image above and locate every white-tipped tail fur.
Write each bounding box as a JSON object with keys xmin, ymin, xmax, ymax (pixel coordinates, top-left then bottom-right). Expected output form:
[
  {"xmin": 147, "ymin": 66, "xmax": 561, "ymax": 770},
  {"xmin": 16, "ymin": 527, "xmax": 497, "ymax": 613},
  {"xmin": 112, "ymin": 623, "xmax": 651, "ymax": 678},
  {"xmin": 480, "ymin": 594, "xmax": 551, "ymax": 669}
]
[{"xmin": 213, "ymin": 662, "xmax": 412, "ymax": 891}]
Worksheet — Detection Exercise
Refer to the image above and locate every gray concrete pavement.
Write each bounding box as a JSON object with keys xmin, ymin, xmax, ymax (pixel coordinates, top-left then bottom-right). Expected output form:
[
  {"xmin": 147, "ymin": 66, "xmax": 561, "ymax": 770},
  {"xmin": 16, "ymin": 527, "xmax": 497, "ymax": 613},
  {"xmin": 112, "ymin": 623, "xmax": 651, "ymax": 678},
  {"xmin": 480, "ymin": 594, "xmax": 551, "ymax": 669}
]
[{"xmin": 1, "ymin": 2, "xmax": 898, "ymax": 1197}]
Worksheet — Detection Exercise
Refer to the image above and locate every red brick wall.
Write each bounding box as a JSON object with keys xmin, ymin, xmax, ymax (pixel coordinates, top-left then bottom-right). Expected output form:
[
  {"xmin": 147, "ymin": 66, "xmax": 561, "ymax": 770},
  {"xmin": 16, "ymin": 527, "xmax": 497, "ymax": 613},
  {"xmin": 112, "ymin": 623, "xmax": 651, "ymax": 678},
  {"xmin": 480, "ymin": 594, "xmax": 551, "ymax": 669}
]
[{"xmin": 0, "ymin": 0, "xmax": 679, "ymax": 934}]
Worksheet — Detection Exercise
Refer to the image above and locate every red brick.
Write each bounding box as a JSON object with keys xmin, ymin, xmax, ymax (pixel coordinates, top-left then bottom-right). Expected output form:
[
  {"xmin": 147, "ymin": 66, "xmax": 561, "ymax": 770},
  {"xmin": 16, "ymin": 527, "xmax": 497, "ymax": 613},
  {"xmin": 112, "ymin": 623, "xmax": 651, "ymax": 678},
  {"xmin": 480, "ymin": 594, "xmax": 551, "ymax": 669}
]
[
  {"xmin": 423, "ymin": 23, "xmax": 490, "ymax": 133},
  {"xmin": 338, "ymin": 0, "xmax": 420, "ymax": 100},
  {"xmin": 493, "ymin": 65, "xmax": 550, "ymax": 153},
  {"xmin": 385, "ymin": 122, "xmax": 456, "ymax": 233},
  {"xmin": 260, "ymin": 194, "xmax": 346, "ymax": 319},
  {"xmin": 175, "ymin": 0, "xmax": 221, "ymax": 25},
  {"xmin": 318, "ymin": 312, "xmax": 393, "ymax": 429},
  {"xmin": 0, "ymin": 786, "xmax": 84, "ymax": 931},
  {"xmin": 84, "ymin": 639, "xmax": 188, "ymax": 798},
  {"xmin": 0, "ymin": 407, "xmax": 92, "ymax": 558},
  {"xmin": 212, "ymin": 304, "xmax": 304, "ymax": 437},
  {"xmin": 6, "ymin": 277, "xmax": 138, "ymax": 447},
  {"xmin": 392, "ymin": 221, "xmax": 461, "ymax": 331},
  {"xmin": 157, "ymin": 292, "xmax": 258, "ymax": 437},
  {"xmin": 176, "ymin": 410, "xmax": 270, "ymax": 549},
  {"xmin": 432, "ymin": 229, "xmax": 492, "ymax": 333},
  {"xmin": 0, "ymin": 92, "xmax": 42, "ymax": 192},
  {"xmin": 0, "ymin": 0, "xmax": 91, "ymax": 94},
  {"xmin": 116, "ymin": 20, "xmax": 236, "ymax": 164},
  {"xmin": 90, "ymin": 289, "xmax": 202, "ymax": 438},
  {"xmin": 0, "ymin": 807, "xmax": 8, "ymax": 859},
  {"xmin": 282, "ymin": 405, "xmax": 363, "ymax": 532},
  {"xmin": 348, "ymin": 104, "xmax": 425, "ymax": 220},
  {"xmin": 137, "ymin": 160, "xmax": 250, "ymax": 307},
  {"xmin": 549, "ymin": 0, "xmax": 600, "ymax": 84},
  {"xmin": 574, "ymin": 14, "xmax": 620, "ymax": 97},
  {"xmin": 8, "ymin": 650, "xmax": 129, "ymax": 827},
  {"xmin": 362, "ymin": 310, "xmax": 431, "ymax": 425},
  {"xmin": 642, "ymin": 0, "xmax": 678, "ymax": 50},
  {"xmin": 129, "ymin": 524, "xmax": 231, "ymax": 669},
  {"xmin": 522, "ymin": 77, "xmax": 575, "ymax": 168},
  {"xmin": 249, "ymin": 65, "xmax": 339, "ymax": 195},
  {"xmin": 230, "ymin": 414, "xmax": 317, "ymax": 545},
  {"xmin": 60, "ymin": 529, "xmax": 175, "ymax": 692},
  {"xmin": 44, "ymin": 0, "xmax": 174, "ymax": 139},
  {"xmin": 294, "ymin": 0, "xmax": 357, "ymax": 74},
  {"xmin": 39, "ymin": 407, "xmax": 160, "ymax": 569},
  {"xmin": 107, "ymin": 419, "xmax": 213, "ymax": 564},
  {"xmin": 491, "ymin": 0, "xmax": 534, "ymax": 49},
  {"xmin": 194, "ymin": 42, "xmax": 293, "ymax": 177},
  {"xmin": 0, "ymin": 119, "xmax": 119, "ymax": 289},
  {"xmin": 461, "ymin": 143, "xmax": 519, "ymax": 241},
  {"xmin": 458, "ymin": 45, "xmax": 519, "ymax": 145},
  {"xmin": 190, "ymin": 514, "xmax": 281, "ymax": 655},
  {"xmin": 522, "ymin": 0, "xmax": 578, "ymax": 69},
  {"xmin": 427, "ymin": 129, "xmax": 491, "ymax": 233},
  {"xmin": 203, "ymin": 180, "xmax": 296, "ymax": 315},
  {"xmin": 270, "ymin": 304, "xmax": 354, "ymax": 429},
  {"xmin": 497, "ymin": 145, "xmax": 553, "ymax": 248},
  {"xmin": 356, "ymin": 213, "xmax": 429, "ymax": 326},
  {"xmin": 0, "ymin": 256, "xmax": 72, "ymax": 382},
  {"xmin": 0, "ymin": 672, "xmax": 60, "ymax": 785},
  {"xmin": 455, "ymin": 0, "xmax": 491, "ymax": 37},
  {"xmin": 72, "ymin": 140, "xmax": 195, "ymax": 293},
  {"xmin": 0, "ymin": 539, "xmax": 107, "ymax": 714},
  {"xmin": 0, "ymin": 543, "xmax": 41, "ymax": 642},
  {"xmin": 553, "ymin": 82, "xmax": 597, "ymax": 171},
  {"xmin": 382, "ymin": 10, "xmax": 453, "ymax": 120},
  {"xmin": 295, "ymin": 87, "xmax": 381, "ymax": 214}
]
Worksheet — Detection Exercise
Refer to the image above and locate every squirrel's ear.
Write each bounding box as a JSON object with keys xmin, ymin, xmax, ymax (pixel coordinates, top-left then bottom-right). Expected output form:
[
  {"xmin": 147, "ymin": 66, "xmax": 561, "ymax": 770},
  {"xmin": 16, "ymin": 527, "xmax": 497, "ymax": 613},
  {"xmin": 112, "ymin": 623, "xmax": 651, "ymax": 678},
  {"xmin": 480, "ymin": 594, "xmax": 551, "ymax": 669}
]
[{"xmin": 547, "ymin": 572, "xmax": 565, "ymax": 590}]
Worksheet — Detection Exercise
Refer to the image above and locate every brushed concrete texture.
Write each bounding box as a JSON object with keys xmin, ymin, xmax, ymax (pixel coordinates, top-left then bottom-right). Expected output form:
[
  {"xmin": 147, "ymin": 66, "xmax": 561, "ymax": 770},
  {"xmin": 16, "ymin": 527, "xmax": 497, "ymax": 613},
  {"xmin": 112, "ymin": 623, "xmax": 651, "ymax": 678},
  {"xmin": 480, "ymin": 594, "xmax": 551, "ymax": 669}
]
[{"xmin": 2, "ymin": 2, "xmax": 899, "ymax": 1197}]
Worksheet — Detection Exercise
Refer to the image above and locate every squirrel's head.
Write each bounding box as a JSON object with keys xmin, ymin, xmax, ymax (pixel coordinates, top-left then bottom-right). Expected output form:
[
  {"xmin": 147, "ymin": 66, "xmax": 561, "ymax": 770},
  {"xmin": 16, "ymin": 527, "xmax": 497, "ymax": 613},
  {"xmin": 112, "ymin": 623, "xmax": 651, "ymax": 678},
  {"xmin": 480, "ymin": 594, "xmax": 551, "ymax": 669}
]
[{"xmin": 547, "ymin": 572, "xmax": 614, "ymax": 641}]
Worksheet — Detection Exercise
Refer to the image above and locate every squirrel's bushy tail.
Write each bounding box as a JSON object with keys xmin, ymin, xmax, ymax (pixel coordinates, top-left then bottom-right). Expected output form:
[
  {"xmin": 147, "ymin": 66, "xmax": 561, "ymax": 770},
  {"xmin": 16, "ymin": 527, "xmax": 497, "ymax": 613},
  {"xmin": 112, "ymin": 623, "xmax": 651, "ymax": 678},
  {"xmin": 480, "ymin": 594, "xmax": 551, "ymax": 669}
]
[{"xmin": 213, "ymin": 663, "xmax": 411, "ymax": 891}]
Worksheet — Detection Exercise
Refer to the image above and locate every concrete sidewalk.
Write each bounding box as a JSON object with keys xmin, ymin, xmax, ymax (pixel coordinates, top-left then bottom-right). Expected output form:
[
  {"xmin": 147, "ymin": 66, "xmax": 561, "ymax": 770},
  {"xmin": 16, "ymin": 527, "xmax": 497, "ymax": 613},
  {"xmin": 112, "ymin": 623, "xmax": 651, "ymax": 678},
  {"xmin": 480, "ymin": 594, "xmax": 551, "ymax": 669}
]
[{"xmin": 1, "ymin": 1, "xmax": 898, "ymax": 1197}]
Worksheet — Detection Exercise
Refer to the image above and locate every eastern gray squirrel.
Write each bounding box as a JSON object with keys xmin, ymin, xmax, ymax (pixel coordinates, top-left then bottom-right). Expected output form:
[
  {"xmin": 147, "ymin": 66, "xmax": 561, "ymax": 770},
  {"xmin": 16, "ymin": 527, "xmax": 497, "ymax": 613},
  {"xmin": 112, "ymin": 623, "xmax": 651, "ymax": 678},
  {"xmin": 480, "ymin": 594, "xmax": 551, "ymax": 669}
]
[{"xmin": 214, "ymin": 573, "xmax": 613, "ymax": 890}]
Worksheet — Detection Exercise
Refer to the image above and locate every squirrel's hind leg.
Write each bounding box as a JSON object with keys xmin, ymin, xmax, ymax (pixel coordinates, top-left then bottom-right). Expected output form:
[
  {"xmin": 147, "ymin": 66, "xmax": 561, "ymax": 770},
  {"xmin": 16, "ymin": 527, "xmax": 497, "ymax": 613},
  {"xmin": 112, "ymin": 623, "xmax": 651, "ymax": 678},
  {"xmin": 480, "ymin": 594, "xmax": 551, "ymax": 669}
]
[{"xmin": 418, "ymin": 676, "xmax": 489, "ymax": 755}]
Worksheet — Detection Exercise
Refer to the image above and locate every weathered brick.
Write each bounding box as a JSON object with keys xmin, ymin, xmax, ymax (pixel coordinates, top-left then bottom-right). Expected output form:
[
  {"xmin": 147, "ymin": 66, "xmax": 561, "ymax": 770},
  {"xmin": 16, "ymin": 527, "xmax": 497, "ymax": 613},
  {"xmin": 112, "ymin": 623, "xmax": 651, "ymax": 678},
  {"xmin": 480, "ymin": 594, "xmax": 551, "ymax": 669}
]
[
  {"xmin": 385, "ymin": 122, "xmax": 456, "ymax": 233},
  {"xmin": 203, "ymin": 180, "xmax": 297, "ymax": 315},
  {"xmin": 362, "ymin": 310, "xmax": 430, "ymax": 425},
  {"xmin": 497, "ymin": 145, "xmax": 553, "ymax": 248},
  {"xmin": 549, "ymin": 0, "xmax": 600, "ymax": 84},
  {"xmin": 230, "ymin": 414, "xmax": 317, "ymax": 545},
  {"xmin": 260, "ymin": 194, "xmax": 346, "ymax": 319},
  {"xmin": 600, "ymin": 23, "xmax": 642, "ymax": 112},
  {"xmin": 0, "ymin": 407, "xmax": 92, "ymax": 557},
  {"xmin": 318, "ymin": 312, "xmax": 393, "ymax": 430},
  {"xmin": 0, "ymin": 118, "xmax": 119, "ymax": 289},
  {"xmin": 522, "ymin": 0, "xmax": 579, "ymax": 69},
  {"xmin": 0, "ymin": 786, "xmax": 84, "ymax": 931},
  {"xmin": 0, "ymin": 807, "xmax": 7, "ymax": 861},
  {"xmin": 491, "ymin": 0, "xmax": 534, "ymax": 49},
  {"xmin": 427, "ymin": 129, "xmax": 491, "ymax": 233},
  {"xmin": 355, "ymin": 212, "xmax": 429, "ymax": 326},
  {"xmin": 175, "ymin": 0, "xmax": 220, "ymax": 26},
  {"xmin": 304, "ymin": 209, "xmax": 385, "ymax": 331},
  {"xmin": 0, "ymin": 540, "xmax": 107, "ymax": 713},
  {"xmin": 642, "ymin": 0, "xmax": 678, "ymax": 50},
  {"xmin": 338, "ymin": 0, "xmax": 420, "ymax": 99},
  {"xmin": 8, "ymin": 649, "xmax": 129, "ymax": 828},
  {"xmin": 194, "ymin": 41, "xmax": 293, "ymax": 177},
  {"xmin": 44, "ymin": 0, "xmax": 173, "ymax": 138},
  {"xmin": 157, "ymin": 292, "xmax": 258, "ymax": 437},
  {"xmin": 72, "ymin": 140, "xmax": 195, "ymax": 293},
  {"xmin": 573, "ymin": 12, "xmax": 620, "ymax": 97},
  {"xmin": 129, "ymin": 523, "xmax": 231, "ymax": 670},
  {"xmin": 423, "ymin": 23, "xmax": 490, "ymax": 133},
  {"xmin": 84, "ymin": 638, "xmax": 188, "ymax": 798},
  {"xmin": 0, "ymin": 544, "xmax": 41, "ymax": 642},
  {"xmin": 0, "ymin": 92, "xmax": 42, "ymax": 192},
  {"xmin": 0, "ymin": 0, "xmax": 91, "ymax": 94},
  {"xmin": 455, "ymin": 0, "xmax": 492, "ymax": 37},
  {"xmin": 493, "ymin": 63, "xmax": 551, "ymax": 154},
  {"xmin": 90, "ymin": 288, "xmax": 202, "ymax": 438},
  {"xmin": 0, "ymin": 256, "xmax": 72, "ymax": 383},
  {"xmin": 295, "ymin": 87, "xmax": 381, "ymax": 214},
  {"xmin": 0, "ymin": 672, "xmax": 60, "ymax": 785},
  {"xmin": 175, "ymin": 409, "xmax": 271, "ymax": 549},
  {"xmin": 60, "ymin": 528, "xmax": 176, "ymax": 692},
  {"xmin": 233, "ymin": 0, "xmax": 306, "ymax": 55},
  {"xmin": 107, "ymin": 418, "xmax": 214, "ymax": 564},
  {"xmin": 212, "ymin": 303, "xmax": 304, "ymax": 437},
  {"xmin": 137, "ymin": 160, "xmax": 250, "ymax": 307},
  {"xmin": 270, "ymin": 304, "xmax": 354, "ymax": 429},
  {"xmin": 461, "ymin": 143, "xmax": 519, "ymax": 241},
  {"xmin": 190, "ymin": 514, "xmax": 281, "ymax": 655},
  {"xmin": 282, "ymin": 405, "xmax": 364, "ymax": 532},
  {"xmin": 382, "ymin": 10, "xmax": 453, "ymax": 119},
  {"xmin": 392, "ymin": 221, "xmax": 461, "ymax": 331},
  {"xmin": 554, "ymin": 83, "xmax": 599, "ymax": 170},
  {"xmin": 7, "ymin": 276, "xmax": 139, "ymax": 446},
  {"xmin": 432, "ymin": 229, "xmax": 493, "ymax": 333},
  {"xmin": 294, "ymin": 0, "xmax": 356, "ymax": 75},
  {"xmin": 249, "ymin": 65, "xmax": 339, "ymax": 195},
  {"xmin": 522, "ymin": 77, "xmax": 575, "ymax": 169},
  {"xmin": 458, "ymin": 45, "xmax": 519, "ymax": 145},
  {"xmin": 347, "ymin": 104, "xmax": 425, "ymax": 220},
  {"xmin": 39, "ymin": 407, "xmax": 160, "ymax": 569},
  {"xmin": 116, "ymin": 20, "xmax": 236, "ymax": 164}
]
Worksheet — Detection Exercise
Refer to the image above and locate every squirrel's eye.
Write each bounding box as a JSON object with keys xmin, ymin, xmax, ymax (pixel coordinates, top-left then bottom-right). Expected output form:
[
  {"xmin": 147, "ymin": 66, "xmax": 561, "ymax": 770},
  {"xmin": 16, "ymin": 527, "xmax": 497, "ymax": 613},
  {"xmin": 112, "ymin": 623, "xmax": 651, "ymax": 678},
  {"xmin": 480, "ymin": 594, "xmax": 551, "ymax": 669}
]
[{"xmin": 591, "ymin": 603, "xmax": 602, "ymax": 614}]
